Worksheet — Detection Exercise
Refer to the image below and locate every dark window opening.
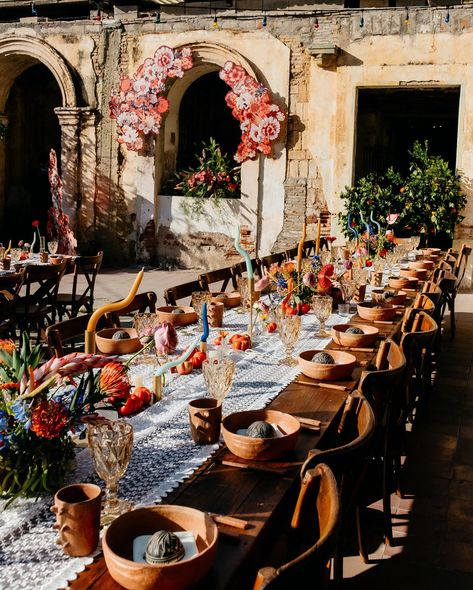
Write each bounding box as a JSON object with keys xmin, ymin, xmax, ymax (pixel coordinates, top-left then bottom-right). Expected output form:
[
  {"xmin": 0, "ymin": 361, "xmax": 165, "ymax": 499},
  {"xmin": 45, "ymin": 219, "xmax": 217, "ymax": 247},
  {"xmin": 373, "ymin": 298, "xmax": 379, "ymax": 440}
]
[{"xmin": 355, "ymin": 86, "xmax": 460, "ymax": 180}]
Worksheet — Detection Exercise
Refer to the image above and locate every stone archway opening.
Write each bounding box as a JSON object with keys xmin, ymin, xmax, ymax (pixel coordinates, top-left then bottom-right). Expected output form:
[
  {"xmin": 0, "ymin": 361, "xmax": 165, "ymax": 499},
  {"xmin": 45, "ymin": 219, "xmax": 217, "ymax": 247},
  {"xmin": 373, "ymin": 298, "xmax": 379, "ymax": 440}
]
[{"xmin": 4, "ymin": 63, "xmax": 62, "ymax": 242}]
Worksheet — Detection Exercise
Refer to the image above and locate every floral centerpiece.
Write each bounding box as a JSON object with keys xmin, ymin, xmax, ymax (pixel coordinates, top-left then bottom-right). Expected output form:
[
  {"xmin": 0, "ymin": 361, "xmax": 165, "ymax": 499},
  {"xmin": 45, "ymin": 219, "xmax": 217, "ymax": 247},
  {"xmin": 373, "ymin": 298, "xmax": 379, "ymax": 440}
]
[
  {"xmin": 0, "ymin": 336, "xmax": 148, "ymax": 505},
  {"xmin": 255, "ymin": 257, "xmax": 336, "ymax": 315},
  {"xmin": 175, "ymin": 138, "xmax": 240, "ymax": 218}
]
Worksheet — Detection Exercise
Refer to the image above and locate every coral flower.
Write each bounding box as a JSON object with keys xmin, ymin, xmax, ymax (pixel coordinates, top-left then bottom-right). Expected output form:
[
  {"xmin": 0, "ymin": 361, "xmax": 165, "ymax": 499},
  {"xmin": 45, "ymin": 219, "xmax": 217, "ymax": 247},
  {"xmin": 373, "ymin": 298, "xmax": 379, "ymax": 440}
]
[
  {"xmin": 99, "ymin": 362, "xmax": 131, "ymax": 400},
  {"xmin": 31, "ymin": 400, "xmax": 68, "ymax": 439},
  {"xmin": 0, "ymin": 339, "xmax": 16, "ymax": 357},
  {"xmin": 302, "ymin": 272, "xmax": 317, "ymax": 288}
]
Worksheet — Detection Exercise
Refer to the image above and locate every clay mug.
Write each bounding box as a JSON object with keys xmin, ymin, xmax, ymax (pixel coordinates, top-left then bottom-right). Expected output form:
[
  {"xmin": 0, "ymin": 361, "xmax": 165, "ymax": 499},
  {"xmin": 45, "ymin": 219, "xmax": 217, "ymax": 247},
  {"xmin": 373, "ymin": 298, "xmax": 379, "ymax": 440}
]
[
  {"xmin": 51, "ymin": 483, "xmax": 102, "ymax": 556},
  {"xmin": 0, "ymin": 258, "xmax": 10, "ymax": 270},
  {"xmin": 372, "ymin": 271, "xmax": 383, "ymax": 288},
  {"xmin": 40, "ymin": 251, "xmax": 49, "ymax": 263},
  {"xmin": 208, "ymin": 301, "xmax": 224, "ymax": 327},
  {"xmin": 354, "ymin": 284, "xmax": 366, "ymax": 303},
  {"xmin": 188, "ymin": 398, "xmax": 222, "ymax": 445}
]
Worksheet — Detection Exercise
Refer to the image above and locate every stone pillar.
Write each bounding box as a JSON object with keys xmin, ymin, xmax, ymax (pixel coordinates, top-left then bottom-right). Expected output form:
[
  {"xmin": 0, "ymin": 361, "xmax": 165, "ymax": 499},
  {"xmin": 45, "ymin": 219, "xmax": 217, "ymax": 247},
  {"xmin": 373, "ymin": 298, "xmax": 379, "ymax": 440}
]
[
  {"xmin": 54, "ymin": 107, "xmax": 81, "ymax": 229},
  {"xmin": 0, "ymin": 114, "xmax": 8, "ymax": 229},
  {"xmin": 78, "ymin": 108, "xmax": 97, "ymax": 237}
]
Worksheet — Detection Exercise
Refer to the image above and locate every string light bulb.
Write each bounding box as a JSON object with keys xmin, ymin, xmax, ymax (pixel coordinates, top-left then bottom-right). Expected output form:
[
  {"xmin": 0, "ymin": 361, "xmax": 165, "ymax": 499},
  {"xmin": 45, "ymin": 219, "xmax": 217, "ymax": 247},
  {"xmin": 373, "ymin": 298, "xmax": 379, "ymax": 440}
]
[
  {"xmin": 155, "ymin": 5, "xmax": 161, "ymax": 24},
  {"xmin": 445, "ymin": 7, "xmax": 450, "ymax": 24},
  {"xmin": 404, "ymin": 7, "xmax": 410, "ymax": 25},
  {"xmin": 359, "ymin": 10, "xmax": 364, "ymax": 28}
]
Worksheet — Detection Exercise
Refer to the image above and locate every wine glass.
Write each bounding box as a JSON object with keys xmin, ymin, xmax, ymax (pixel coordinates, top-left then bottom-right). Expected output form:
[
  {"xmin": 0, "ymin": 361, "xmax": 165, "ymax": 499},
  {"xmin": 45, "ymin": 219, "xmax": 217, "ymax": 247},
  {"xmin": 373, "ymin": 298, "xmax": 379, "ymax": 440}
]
[
  {"xmin": 88, "ymin": 420, "xmax": 133, "ymax": 525},
  {"xmin": 9, "ymin": 248, "xmax": 22, "ymax": 263},
  {"xmin": 133, "ymin": 312, "xmax": 160, "ymax": 361},
  {"xmin": 312, "ymin": 295, "xmax": 333, "ymax": 337},
  {"xmin": 202, "ymin": 357, "xmax": 235, "ymax": 401},
  {"xmin": 236, "ymin": 276, "xmax": 259, "ymax": 311},
  {"xmin": 276, "ymin": 313, "xmax": 302, "ymax": 365},
  {"xmin": 48, "ymin": 241, "xmax": 58, "ymax": 255},
  {"xmin": 191, "ymin": 291, "xmax": 213, "ymax": 321}
]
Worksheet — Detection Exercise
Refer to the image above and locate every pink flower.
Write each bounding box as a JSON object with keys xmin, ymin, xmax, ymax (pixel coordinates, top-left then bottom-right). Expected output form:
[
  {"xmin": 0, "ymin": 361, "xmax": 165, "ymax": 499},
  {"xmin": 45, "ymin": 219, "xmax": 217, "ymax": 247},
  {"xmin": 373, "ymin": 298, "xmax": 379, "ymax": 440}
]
[
  {"xmin": 154, "ymin": 321, "xmax": 178, "ymax": 355},
  {"xmin": 386, "ymin": 214, "xmax": 399, "ymax": 225},
  {"xmin": 255, "ymin": 275, "xmax": 270, "ymax": 291},
  {"xmin": 303, "ymin": 272, "xmax": 317, "ymax": 288}
]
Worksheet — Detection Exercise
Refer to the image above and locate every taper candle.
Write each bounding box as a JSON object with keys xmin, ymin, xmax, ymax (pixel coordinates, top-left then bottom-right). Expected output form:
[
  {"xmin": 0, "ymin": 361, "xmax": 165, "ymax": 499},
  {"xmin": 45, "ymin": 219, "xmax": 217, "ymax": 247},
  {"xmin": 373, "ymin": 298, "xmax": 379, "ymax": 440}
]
[
  {"xmin": 234, "ymin": 226, "xmax": 253, "ymax": 280},
  {"xmin": 315, "ymin": 218, "xmax": 321, "ymax": 255},
  {"xmin": 296, "ymin": 221, "xmax": 307, "ymax": 274},
  {"xmin": 201, "ymin": 302, "xmax": 209, "ymax": 343}
]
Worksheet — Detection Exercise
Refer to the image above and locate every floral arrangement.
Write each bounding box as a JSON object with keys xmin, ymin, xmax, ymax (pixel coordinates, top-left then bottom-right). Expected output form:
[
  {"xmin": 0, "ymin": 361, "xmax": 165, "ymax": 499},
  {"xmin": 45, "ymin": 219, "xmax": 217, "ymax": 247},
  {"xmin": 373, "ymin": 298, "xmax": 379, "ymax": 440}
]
[
  {"xmin": 256, "ymin": 257, "xmax": 335, "ymax": 313},
  {"xmin": 109, "ymin": 46, "xmax": 193, "ymax": 151},
  {"xmin": 219, "ymin": 61, "xmax": 286, "ymax": 163},
  {"xmin": 47, "ymin": 149, "xmax": 77, "ymax": 255},
  {"xmin": 0, "ymin": 336, "xmax": 148, "ymax": 504},
  {"xmin": 175, "ymin": 138, "xmax": 240, "ymax": 217}
]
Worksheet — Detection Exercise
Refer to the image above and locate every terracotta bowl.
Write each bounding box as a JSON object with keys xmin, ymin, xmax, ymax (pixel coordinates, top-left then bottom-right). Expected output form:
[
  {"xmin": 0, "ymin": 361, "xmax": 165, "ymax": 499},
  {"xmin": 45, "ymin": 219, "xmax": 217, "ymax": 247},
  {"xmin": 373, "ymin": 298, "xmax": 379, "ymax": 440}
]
[
  {"xmin": 388, "ymin": 276, "xmax": 419, "ymax": 291},
  {"xmin": 399, "ymin": 267, "xmax": 428, "ymax": 281},
  {"xmin": 298, "ymin": 349, "xmax": 357, "ymax": 381},
  {"xmin": 210, "ymin": 292, "xmax": 241, "ymax": 308},
  {"xmin": 426, "ymin": 254, "xmax": 440, "ymax": 262},
  {"xmin": 156, "ymin": 306, "xmax": 198, "ymax": 327},
  {"xmin": 103, "ymin": 505, "xmax": 218, "ymax": 590},
  {"xmin": 371, "ymin": 289, "xmax": 407, "ymax": 306},
  {"xmin": 357, "ymin": 301, "xmax": 397, "ymax": 321},
  {"xmin": 221, "ymin": 409, "xmax": 300, "ymax": 461},
  {"xmin": 95, "ymin": 328, "xmax": 142, "ymax": 355},
  {"xmin": 421, "ymin": 247, "xmax": 441, "ymax": 256},
  {"xmin": 50, "ymin": 256, "xmax": 63, "ymax": 265},
  {"xmin": 410, "ymin": 259, "xmax": 434, "ymax": 271},
  {"xmin": 331, "ymin": 324, "xmax": 379, "ymax": 348}
]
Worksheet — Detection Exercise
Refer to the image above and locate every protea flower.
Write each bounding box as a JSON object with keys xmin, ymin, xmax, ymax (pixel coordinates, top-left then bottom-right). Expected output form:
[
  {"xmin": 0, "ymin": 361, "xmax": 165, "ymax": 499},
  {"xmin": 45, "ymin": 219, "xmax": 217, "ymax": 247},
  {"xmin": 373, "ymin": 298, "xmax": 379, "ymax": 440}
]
[
  {"xmin": 99, "ymin": 361, "xmax": 131, "ymax": 400},
  {"xmin": 31, "ymin": 400, "xmax": 68, "ymax": 439}
]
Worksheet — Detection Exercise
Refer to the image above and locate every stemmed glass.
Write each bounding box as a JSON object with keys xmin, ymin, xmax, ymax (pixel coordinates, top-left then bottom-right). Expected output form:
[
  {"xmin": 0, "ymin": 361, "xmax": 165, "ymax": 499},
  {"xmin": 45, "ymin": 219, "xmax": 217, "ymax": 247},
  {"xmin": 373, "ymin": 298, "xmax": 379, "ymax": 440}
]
[
  {"xmin": 88, "ymin": 420, "xmax": 133, "ymax": 525},
  {"xmin": 202, "ymin": 357, "xmax": 235, "ymax": 401},
  {"xmin": 276, "ymin": 312, "xmax": 302, "ymax": 365},
  {"xmin": 48, "ymin": 241, "xmax": 58, "ymax": 255},
  {"xmin": 312, "ymin": 295, "xmax": 333, "ymax": 337},
  {"xmin": 133, "ymin": 312, "xmax": 160, "ymax": 361},
  {"xmin": 9, "ymin": 248, "xmax": 22, "ymax": 264},
  {"xmin": 191, "ymin": 291, "xmax": 213, "ymax": 322},
  {"xmin": 385, "ymin": 250, "xmax": 396, "ymax": 275}
]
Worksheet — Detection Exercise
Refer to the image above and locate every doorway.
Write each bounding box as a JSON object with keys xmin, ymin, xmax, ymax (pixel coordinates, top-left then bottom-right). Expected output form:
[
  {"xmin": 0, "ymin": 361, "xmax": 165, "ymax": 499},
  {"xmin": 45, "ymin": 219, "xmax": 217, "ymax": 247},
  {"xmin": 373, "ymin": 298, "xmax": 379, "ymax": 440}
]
[
  {"xmin": 354, "ymin": 87, "xmax": 460, "ymax": 179},
  {"xmin": 3, "ymin": 63, "xmax": 62, "ymax": 243}
]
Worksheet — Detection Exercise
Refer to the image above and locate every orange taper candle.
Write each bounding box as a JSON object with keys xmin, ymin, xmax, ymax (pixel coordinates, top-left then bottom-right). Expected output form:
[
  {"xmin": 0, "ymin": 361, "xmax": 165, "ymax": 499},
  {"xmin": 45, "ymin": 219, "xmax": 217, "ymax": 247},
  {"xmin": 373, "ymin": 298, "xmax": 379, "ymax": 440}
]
[{"xmin": 296, "ymin": 221, "xmax": 307, "ymax": 275}]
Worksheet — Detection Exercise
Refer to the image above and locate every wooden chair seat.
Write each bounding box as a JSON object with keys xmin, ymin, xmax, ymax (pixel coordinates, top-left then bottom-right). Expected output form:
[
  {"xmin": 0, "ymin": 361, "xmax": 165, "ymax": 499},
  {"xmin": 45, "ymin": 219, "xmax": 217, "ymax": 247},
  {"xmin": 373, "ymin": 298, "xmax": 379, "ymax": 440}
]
[{"xmin": 253, "ymin": 463, "xmax": 339, "ymax": 590}]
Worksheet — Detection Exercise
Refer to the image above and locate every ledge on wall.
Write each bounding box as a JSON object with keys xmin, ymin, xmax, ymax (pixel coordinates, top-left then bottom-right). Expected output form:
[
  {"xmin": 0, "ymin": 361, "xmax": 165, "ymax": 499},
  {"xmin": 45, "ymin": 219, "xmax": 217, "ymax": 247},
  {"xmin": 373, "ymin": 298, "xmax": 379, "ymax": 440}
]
[{"xmin": 307, "ymin": 44, "xmax": 341, "ymax": 68}]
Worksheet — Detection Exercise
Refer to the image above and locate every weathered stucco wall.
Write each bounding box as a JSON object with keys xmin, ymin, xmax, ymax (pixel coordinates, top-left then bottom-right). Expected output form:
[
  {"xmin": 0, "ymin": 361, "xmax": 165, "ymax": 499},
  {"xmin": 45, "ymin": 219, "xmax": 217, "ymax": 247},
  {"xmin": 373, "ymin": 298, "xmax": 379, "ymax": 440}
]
[{"xmin": 0, "ymin": 7, "xmax": 472, "ymax": 271}]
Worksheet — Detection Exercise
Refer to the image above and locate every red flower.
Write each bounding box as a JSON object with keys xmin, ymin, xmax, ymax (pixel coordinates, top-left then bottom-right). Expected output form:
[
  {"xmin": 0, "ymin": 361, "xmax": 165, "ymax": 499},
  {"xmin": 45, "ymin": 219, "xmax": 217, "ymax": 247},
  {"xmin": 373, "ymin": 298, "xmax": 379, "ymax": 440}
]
[
  {"xmin": 99, "ymin": 361, "xmax": 131, "ymax": 400},
  {"xmin": 31, "ymin": 400, "xmax": 68, "ymax": 439},
  {"xmin": 32, "ymin": 220, "xmax": 40, "ymax": 228}
]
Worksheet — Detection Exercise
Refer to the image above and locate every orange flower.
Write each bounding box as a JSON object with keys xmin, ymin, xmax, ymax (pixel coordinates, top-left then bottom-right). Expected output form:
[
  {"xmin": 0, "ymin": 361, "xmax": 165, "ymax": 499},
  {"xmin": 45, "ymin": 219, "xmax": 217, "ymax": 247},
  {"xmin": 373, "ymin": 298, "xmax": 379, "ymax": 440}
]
[
  {"xmin": 0, "ymin": 339, "xmax": 16, "ymax": 357},
  {"xmin": 31, "ymin": 400, "xmax": 68, "ymax": 439},
  {"xmin": 283, "ymin": 261, "xmax": 296, "ymax": 275},
  {"xmin": 99, "ymin": 361, "xmax": 131, "ymax": 399}
]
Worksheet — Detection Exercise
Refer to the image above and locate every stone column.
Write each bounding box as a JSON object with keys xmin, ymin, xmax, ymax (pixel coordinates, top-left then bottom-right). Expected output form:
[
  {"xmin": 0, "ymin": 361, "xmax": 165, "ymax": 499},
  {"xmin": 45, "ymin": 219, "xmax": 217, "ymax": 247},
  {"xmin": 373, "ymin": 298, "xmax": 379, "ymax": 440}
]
[
  {"xmin": 54, "ymin": 107, "xmax": 81, "ymax": 229},
  {"xmin": 78, "ymin": 108, "xmax": 97, "ymax": 237}
]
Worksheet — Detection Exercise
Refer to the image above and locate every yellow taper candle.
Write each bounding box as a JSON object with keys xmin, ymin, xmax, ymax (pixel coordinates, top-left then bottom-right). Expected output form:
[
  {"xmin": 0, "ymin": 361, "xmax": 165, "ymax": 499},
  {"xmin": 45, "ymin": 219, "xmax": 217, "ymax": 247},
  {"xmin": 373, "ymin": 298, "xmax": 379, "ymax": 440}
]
[
  {"xmin": 4, "ymin": 240, "xmax": 11, "ymax": 258},
  {"xmin": 296, "ymin": 221, "xmax": 307, "ymax": 275},
  {"xmin": 85, "ymin": 268, "xmax": 144, "ymax": 353},
  {"xmin": 315, "ymin": 218, "xmax": 321, "ymax": 255}
]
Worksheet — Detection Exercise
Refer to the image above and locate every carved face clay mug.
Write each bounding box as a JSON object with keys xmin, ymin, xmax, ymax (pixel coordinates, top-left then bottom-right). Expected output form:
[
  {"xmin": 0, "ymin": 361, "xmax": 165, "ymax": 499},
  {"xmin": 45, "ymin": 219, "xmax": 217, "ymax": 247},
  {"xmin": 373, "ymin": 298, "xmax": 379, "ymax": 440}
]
[
  {"xmin": 51, "ymin": 483, "xmax": 102, "ymax": 556},
  {"xmin": 188, "ymin": 398, "xmax": 222, "ymax": 445}
]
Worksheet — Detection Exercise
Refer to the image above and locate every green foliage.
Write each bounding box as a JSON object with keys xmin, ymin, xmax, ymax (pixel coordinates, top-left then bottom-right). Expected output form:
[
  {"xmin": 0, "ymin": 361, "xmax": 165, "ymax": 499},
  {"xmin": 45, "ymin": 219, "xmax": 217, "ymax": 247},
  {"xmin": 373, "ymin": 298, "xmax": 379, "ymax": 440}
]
[
  {"xmin": 338, "ymin": 140, "xmax": 466, "ymax": 239},
  {"xmin": 174, "ymin": 138, "xmax": 240, "ymax": 218}
]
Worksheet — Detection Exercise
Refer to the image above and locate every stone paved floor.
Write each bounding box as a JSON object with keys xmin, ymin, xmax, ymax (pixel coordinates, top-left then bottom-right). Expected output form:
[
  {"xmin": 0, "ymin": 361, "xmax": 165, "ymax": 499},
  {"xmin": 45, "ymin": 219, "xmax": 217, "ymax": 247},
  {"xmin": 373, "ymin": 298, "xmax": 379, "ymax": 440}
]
[{"xmin": 67, "ymin": 268, "xmax": 473, "ymax": 587}]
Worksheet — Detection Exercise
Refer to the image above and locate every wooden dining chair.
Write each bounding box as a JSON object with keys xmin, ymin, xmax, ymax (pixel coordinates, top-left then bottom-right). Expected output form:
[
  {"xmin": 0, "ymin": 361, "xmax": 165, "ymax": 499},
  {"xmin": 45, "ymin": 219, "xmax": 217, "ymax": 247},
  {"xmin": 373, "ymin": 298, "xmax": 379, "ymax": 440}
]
[
  {"xmin": 163, "ymin": 279, "xmax": 208, "ymax": 306},
  {"xmin": 56, "ymin": 251, "xmax": 103, "ymax": 320},
  {"xmin": 231, "ymin": 258, "xmax": 262, "ymax": 280},
  {"xmin": 303, "ymin": 240, "xmax": 315, "ymax": 257},
  {"xmin": 435, "ymin": 269, "xmax": 458, "ymax": 337},
  {"xmin": 358, "ymin": 339, "xmax": 406, "ymax": 548},
  {"xmin": 400, "ymin": 311, "xmax": 438, "ymax": 416},
  {"xmin": 198, "ymin": 266, "xmax": 237, "ymax": 292},
  {"xmin": 453, "ymin": 242, "xmax": 471, "ymax": 288},
  {"xmin": 298, "ymin": 393, "xmax": 376, "ymax": 577},
  {"xmin": 15, "ymin": 260, "xmax": 67, "ymax": 341},
  {"xmin": 0, "ymin": 269, "xmax": 25, "ymax": 339},
  {"xmin": 285, "ymin": 247, "xmax": 298, "ymax": 261},
  {"xmin": 253, "ymin": 463, "xmax": 339, "ymax": 590},
  {"xmin": 261, "ymin": 252, "xmax": 285, "ymax": 273},
  {"xmin": 46, "ymin": 313, "xmax": 109, "ymax": 357},
  {"xmin": 106, "ymin": 291, "xmax": 158, "ymax": 327}
]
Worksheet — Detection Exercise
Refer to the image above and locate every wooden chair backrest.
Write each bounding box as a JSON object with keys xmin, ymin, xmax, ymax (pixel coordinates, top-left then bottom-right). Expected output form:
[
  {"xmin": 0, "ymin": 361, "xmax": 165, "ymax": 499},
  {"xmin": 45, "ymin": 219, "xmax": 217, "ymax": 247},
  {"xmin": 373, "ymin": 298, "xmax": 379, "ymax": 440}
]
[
  {"xmin": 198, "ymin": 267, "xmax": 236, "ymax": 292},
  {"xmin": 253, "ymin": 463, "xmax": 339, "ymax": 590},
  {"xmin": 261, "ymin": 253, "xmax": 285, "ymax": 272},
  {"xmin": 422, "ymin": 281, "xmax": 442, "ymax": 303},
  {"xmin": 22, "ymin": 260, "xmax": 67, "ymax": 307},
  {"xmin": 66, "ymin": 251, "xmax": 103, "ymax": 313},
  {"xmin": 46, "ymin": 313, "xmax": 109, "ymax": 357},
  {"xmin": 231, "ymin": 258, "xmax": 262, "ymax": 280},
  {"xmin": 107, "ymin": 291, "xmax": 158, "ymax": 327},
  {"xmin": 454, "ymin": 242, "xmax": 471, "ymax": 285},
  {"xmin": 303, "ymin": 240, "xmax": 315, "ymax": 257},
  {"xmin": 0, "ymin": 270, "xmax": 24, "ymax": 320},
  {"xmin": 401, "ymin": 311, "xmax": 438, "ymax": 344},
  {"xmin": 163, "ymin": 279, "xmax": 208, "ymax": 306},
  {"xmin": 285, "ymin": 247, "xmax": 298, "ymax": 261}
]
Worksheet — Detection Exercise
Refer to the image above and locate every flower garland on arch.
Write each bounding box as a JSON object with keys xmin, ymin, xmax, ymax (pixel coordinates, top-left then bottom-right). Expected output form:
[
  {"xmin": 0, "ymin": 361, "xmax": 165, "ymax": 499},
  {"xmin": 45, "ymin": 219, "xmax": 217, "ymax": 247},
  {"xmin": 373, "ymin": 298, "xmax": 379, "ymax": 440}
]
[
  {"xmin": 219, "ymin": 61, "xmax": 286, "ymax": 163},
  {"xmin": 109, "ymin": 45, "xmax": 193, "ymax": 151}
]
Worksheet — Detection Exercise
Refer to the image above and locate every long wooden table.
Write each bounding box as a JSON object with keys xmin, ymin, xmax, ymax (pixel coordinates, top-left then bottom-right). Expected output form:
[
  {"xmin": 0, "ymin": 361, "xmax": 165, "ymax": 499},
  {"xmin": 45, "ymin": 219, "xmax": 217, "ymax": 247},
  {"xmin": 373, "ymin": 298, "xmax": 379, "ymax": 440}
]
[{"xmin": 71, "ymin": 317, "xmax": 400, "ymax": 590}]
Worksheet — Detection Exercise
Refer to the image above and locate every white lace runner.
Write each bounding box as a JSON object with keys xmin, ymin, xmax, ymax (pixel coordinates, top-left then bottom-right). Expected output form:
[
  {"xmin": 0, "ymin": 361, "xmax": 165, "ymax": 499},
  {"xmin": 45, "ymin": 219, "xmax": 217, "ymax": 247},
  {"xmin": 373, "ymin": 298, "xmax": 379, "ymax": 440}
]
[{"xmin": 0, "ymin": 309, "xmax": 349, "ymax": 590}]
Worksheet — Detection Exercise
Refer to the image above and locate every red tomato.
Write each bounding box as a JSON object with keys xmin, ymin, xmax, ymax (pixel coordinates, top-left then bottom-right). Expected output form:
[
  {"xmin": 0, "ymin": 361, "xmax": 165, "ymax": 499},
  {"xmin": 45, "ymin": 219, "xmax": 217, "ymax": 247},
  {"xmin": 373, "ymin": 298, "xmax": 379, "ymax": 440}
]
[
  {"xmin": 191, "ymin": 351, "xmax": 207, "ymax": 369},
  {"xmin": 231, "ymin": 335, "xmax": 251, "ymax": 351},
  {"xmin": 176, "ymin": 360, "xmax": 193, "ymax": 375},
  {"xmin": 118, "ymin": 394, "xmax": 142, "ymax": 416},
  {"xmin": 135, "ymin": 386, "xmax": 152, "ymax": 405},
  {"xmin": 285, "ymin": 306, "xmax": 297, "ymax": 316},
  {"xmin": 266, "ymin": 322, "xmax": 277, "ymax": 333},
  {"xmin": 366, "ymin": 259, "xmax": 373, "ymax": 267},
  {"xmin": 301, "ymin": 303, "xmax": 311, "ymax": 315},
  {"xmin": 213, "ymin": 336, "xmax": 222, "ymax": 346}
]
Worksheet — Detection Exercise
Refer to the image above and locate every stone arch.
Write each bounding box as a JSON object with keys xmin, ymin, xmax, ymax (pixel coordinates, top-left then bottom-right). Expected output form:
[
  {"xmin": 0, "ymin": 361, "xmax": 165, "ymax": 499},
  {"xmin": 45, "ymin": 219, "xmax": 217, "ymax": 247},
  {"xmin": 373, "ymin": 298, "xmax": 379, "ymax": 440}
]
[
  {"xmin": 156, "ymin": 42, "xmax": 260, "ymax": 193},
  {"xmin": 0, "ymin": 35, "xmax": 77, "ymax": 110}
]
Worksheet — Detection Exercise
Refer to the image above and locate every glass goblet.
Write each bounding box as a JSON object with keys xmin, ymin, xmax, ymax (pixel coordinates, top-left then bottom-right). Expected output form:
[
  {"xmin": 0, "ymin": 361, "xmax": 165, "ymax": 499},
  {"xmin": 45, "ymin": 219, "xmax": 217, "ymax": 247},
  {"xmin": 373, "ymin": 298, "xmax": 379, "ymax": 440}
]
[
  {"xmin": 312, "ymin": 295, "xmax": 333, "ymax": 337},
  {"xmin": 88, "ymin": 420, "xmax": 133, "ymax": 525},
  {"xmin": 191, "ymin": 291, "xmax": 213, "ymax": 322},
  {"xmin": 277, "ymin": 313, "xmax": 302, "ymax": 366},
  {"xmin": 48, "ymin": 241, "xmax": 58, "ymax": 255},
  {"xmin": 9, "ymin": 248, "xmax": 22, "ymax": 263},
  {"xmin": 236, "ymin": 276, "xmax": 259, "ymax": 312},
  {"xmin": 202, "ymin": 357, "xmax": 235, "ymax": 401},
  {"xmin": 133, "ymin": 312, "xmax": 160, "ymax": 360}
]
